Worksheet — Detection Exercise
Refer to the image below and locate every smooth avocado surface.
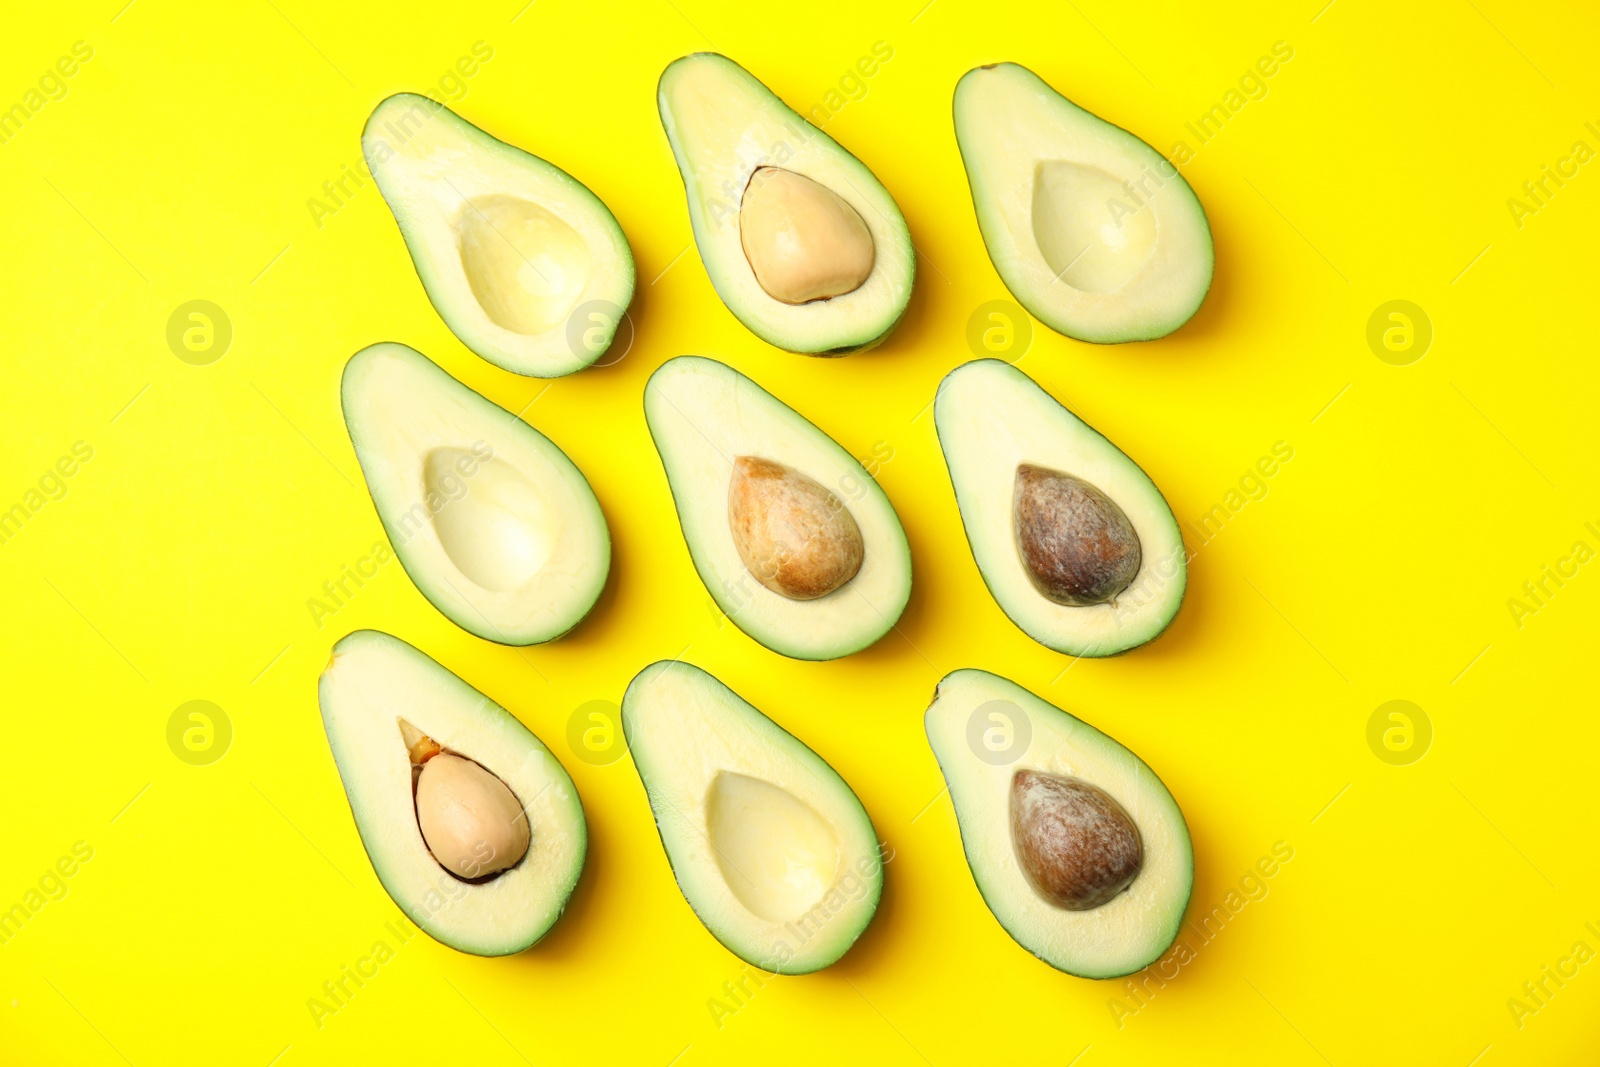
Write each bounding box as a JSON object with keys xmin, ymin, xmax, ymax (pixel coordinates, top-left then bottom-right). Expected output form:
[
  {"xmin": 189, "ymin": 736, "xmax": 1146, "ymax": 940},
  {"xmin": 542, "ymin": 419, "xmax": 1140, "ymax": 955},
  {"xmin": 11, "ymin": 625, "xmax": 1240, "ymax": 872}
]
[
  {"xmin": 954, "ymin": 63, "xmax": 1213, "ymax": 343},
  {"xmin": 318, "ymin": 630, "xmax": 587, "ymax": 956},
  {"xmin": 924, "ymin": 668, "xmax": 1192, "ymax": 978},
  {"xmin": 364, "ymin": 93, "xmax": 635, "ymax": 376},
  {"xmin": 643, "ymin": 355, "xmax": 911, "ymax": 660},
  {"xmin": 658, "ymin": 53, "xmax": 914, "ymax": 354},
  {"xmin": 935, "ymin": 358, "xmax": 1185, "ymax": 657},
  {"xmin": 341, "ymin": 342, "xmax": 610, "ymax": 646},
  {"xmin": 622, "ymin": 660, "xmax": 883, "ymax": 973}
]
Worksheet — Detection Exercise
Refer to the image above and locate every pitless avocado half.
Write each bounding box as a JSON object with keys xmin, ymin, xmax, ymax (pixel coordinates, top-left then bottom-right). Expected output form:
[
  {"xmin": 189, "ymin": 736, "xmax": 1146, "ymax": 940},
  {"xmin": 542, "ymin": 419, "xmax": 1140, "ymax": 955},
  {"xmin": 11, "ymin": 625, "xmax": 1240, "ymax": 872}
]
[{"xmin": 954, "ymin": 63, "xmax": 1214, "ymax": 343}]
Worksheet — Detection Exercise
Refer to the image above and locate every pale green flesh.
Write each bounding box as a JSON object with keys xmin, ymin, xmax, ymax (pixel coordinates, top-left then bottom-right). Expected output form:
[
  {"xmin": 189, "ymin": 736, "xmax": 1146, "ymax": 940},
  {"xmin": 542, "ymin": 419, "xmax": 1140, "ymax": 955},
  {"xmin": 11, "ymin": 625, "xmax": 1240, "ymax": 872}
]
[
  {"xmin": 643, "ymin": 355, "xmax": 911, "ymax": 660},
  {"xmin": 935, "ymin": 359, "xmax": 1185, "ymax": 657},
  {"xmin": 657, "ymin": 53, "xmax": 914, "ymax": 354},
  {"xmin": 924, "ymin": 669, "xmax": 1192, "ymax": 978},
  {"xmin": 622, "ymin": 660, "xmax": 882, "ymax": 973},
  {"xmin": 364, "ymin": 93, "xmax": 635, "ymax": 377},
  {"xmin": 954, "ymin": 63, "xmax": 1213, "ymax": 343},
  {"xmin": 318, "ymin": 630, "xmax": 587, "ymax": 956},
  {"xmin": 341, "ymin": 343, "xmax": 610, "ymax": 646}
]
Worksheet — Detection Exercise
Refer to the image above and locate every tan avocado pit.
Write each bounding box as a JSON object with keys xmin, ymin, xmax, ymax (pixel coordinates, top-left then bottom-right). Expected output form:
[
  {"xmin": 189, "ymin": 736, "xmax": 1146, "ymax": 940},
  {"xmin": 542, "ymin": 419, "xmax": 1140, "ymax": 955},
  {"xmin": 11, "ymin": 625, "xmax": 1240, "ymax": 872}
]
[
  {"xmin": 1010, "ymin": 768, "xmax": 1143, "ymax": 911},
  {"xmin": 739, "ymin": 167, "xmax": 876, "ymax": 305},
  {"xmin": 1013, "ymin": 462, "xmax": 1141, "ymax": 606},
  {"xmin": 400, "ymin": 719, "xmax": 530, "ymax": 882},
  {"xmin": 727, "ymin": 455, "xmax": 864, "ymax": 600}
]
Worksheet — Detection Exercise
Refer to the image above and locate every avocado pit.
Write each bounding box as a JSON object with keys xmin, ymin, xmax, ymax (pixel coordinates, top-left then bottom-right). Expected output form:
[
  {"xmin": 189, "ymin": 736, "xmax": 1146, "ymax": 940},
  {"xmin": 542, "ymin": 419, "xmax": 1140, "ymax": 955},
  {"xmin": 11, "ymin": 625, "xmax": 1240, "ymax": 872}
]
[
  {"xmin": 401, "ymin": 720, "xmax": 529, "ymax": 882},
  {"xmin": 1013, "ymin": 462, "xmax": 1141, "ymax": 606},
  {"xmin": 1010, "ymin": 768, "xmax": 1142, "ymax": 911},
  {"xmin": 728, "ymin": 456, "xmax": 864, "ymax": 600},
  {"xmin": 739, "ymin": 166, "xmax": 875, "ymax": 304}
]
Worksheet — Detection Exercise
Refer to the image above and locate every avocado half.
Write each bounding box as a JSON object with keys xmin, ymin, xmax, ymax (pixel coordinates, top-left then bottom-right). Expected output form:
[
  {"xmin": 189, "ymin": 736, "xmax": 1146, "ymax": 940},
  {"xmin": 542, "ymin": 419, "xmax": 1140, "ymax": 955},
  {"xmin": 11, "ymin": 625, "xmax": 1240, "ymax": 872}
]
[
  {"xmin": 925, "ymin": 669, "xmax": 1193, "ymax": 978},
  {"xmin": 954, "ymin": 63, "xmax": 1213, "ymax": 343},
  {"xmin": 934, "ymin": 358, "xmax": 1186, "ymax": 657},
  {"xmin": 643, "ymin": 355, "xmax": 912, "ymax": 660},
  {"xmin": 341, "ymin": 343, "xmax": 611, "ymax": 646},
  {"xmin": 622, "ymin": 659, "xmax": 883, "ymax": 973},
  {"xmin": 364, "ymin": 93, "xmax": 635, "ymax": 376},
  {"xmin": 318, "ymin": 630, "xmax": 587, "ymax": 956},
  {"xmin": 658, "ymin": 54, "xmax": 914, "ymax": 354}
]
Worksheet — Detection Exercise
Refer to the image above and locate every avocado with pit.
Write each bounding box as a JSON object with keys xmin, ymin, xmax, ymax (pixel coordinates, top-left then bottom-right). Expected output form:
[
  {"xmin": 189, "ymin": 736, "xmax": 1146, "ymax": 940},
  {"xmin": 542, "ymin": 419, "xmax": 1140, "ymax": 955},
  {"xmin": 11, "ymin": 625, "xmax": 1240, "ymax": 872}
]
[
  {"xmin": 954, "ymin": 63, "xmax": 1213, "ymax": 343},
  {"xmin": 364, "ymin": 93, "xmax": 635, "ymax": 376},
  {"xmin": 658, "ymin": 53, "xmax": 914, "ymax": 354},
  {"xmin": 622, "ymin": 660, "xmax": 882, "ymax": 973},
  {"xmin": 643, "ymin": 355, "xmax": 911, "ymax": 659},
  {"xmin": 318, "ymin": 630, "xmax": 587, "ymax": 956},
  {"xmin": 341, "ymin": 342, "xmax": 610, "ymax": 646},
  {"xmin": 924, "ymin": 668, "xmax": 1192, "ymax": 978},
  {"xmin": 935, "ymin": 359, "xmax": 1185, "ymax": 657}
]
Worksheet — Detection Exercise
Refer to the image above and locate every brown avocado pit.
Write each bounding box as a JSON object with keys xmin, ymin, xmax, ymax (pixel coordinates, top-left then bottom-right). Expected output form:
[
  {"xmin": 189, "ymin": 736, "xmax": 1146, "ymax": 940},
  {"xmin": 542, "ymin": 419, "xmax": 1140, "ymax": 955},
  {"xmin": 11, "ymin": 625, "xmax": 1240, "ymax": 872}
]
[
  {"xmin": 1010, "ymin": 768, "xmax": 1142, "ymax": 911},
  {"xmin": 727, "ymin": 455, "xmax": 864, "ymax": 600},
  {"xmin": 1013, "ymin": 462, "xmax": 1141, "ymax": 606}
]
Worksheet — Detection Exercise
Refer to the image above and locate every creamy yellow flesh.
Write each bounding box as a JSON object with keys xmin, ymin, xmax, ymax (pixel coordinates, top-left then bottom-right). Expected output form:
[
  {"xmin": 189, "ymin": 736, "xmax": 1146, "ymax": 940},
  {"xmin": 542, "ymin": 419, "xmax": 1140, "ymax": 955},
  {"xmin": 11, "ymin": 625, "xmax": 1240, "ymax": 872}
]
[
  {"xmin": 457, "ymin": 195, "xmax": 591, "ymax": 335},
  {"xmin": 1031, "ymin": 161, "xmax": 1159, "ymax": 294},
  {"xmin": 706, "ymin": 771, "xmax": 841, "ymax": 922}
]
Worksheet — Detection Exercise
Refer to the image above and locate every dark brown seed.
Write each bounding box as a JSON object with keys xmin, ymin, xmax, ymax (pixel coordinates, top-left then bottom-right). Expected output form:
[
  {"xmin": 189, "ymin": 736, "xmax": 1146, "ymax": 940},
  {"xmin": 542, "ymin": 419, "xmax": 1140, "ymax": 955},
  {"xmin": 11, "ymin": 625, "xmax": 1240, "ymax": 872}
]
[
  {"xmin": 1013, "ymin": 463, "xmax": 1141, "ymax": 606},
  {"xmin": 1010, "ymin": 768, "xmax": 1143, "ymax": 911},
  {"xmin": 727, "ymin": 456, "xmax": 864, "ymax": 600}
]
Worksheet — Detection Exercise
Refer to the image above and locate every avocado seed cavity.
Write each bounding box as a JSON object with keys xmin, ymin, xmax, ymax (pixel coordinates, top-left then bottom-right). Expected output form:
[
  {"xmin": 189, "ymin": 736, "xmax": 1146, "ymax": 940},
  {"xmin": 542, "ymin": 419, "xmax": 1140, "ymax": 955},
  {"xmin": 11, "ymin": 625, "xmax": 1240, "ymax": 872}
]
[
  {"xmin": 1010, "ymin": 768, "xmax": 1142, "ymax": 911},
  {"xmin": 400, "ymin": 720, "xmax": 529, "ymax": 882},
  {"xmin": 728, "ymin": 456, "xmax": 864, "ymax": 600},
  {"xmin": 1013, "ymin": 463, "xmax": 1142, "ymax": 606},
  {"xmin": 739, "ymin": 167, "xmax": 875, "ymax": 304}
]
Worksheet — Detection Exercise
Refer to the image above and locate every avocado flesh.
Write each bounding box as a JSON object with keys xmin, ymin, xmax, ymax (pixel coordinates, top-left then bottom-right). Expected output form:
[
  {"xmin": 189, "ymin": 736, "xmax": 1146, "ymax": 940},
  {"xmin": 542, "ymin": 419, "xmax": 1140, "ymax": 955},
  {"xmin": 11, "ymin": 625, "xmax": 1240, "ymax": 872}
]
[
  {"xmin": 924, "ymin": 669, "xmax": 1192, "ymax": 978},
  {"xmin": 657, "ymin": 53, "xmax": 914, "ymax": 354},
  {"xmin": 621, "ymin": 660, "xmax": 882, "ymax": 973},
  {"xmin": 953, "ymin": 63, "xmax": 1213, "ymax": 343},
  {"xmin": 363, "ymin": 93, "xmax": 635, "ymax": 376},
  {"xmin": 643, "ymin": 355, "xmax": 911, "ymax": 660},
  {"xmin": 341, "ymin": 342, "xmax": 610, "ymax": 646},
  {"xmin": 318, "ymin": 630, "xmax": 587, "ymax": 956},
  {"xmin": 935, "ymin": 359, "xmax": 1184, "ymax": 657}
]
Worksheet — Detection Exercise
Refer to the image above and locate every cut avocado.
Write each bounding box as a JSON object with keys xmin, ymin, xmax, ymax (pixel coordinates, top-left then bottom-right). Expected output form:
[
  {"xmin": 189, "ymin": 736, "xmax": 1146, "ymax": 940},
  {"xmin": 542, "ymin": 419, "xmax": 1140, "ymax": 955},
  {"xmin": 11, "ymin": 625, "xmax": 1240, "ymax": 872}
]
[
  {"xmin": 363, "ymin": 93, "xmax": 635, "ymax": 377},
  {"xmin": 622, "ymin": 660, "xmax": 882, "ymax": 973},
  {"xmin": 341, "ymin": 342, "xmax": 610, "ymax": 646},
  {"xmin": 954, "ymin": 63, "xmax": 1213, "ymax": 343},
  {"xmin": 924, "ymin": 668, "xmax": 1192, "ymax": 978},
  {"xmin": 935, "ymin": 359, "xmax": 1184, "ymax": 657},
  {"xmin": 658, "ymin": 54, "xmax": 914, "ymax": 354},
  {"xmin": 643, "ymin": 355, "xmax": 911, "ymax": 659},
  {"xmin": 318, "ymin": 630, "xmax": 587, "ymax": 956}
]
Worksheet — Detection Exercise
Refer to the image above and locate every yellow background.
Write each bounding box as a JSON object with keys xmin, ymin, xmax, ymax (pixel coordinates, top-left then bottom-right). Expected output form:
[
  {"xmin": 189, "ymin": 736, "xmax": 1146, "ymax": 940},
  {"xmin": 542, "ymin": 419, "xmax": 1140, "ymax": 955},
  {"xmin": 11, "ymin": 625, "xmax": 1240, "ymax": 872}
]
[{"xmin": 2, "ymin": 0, "xmax": 1596, "ymax": 1062}]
